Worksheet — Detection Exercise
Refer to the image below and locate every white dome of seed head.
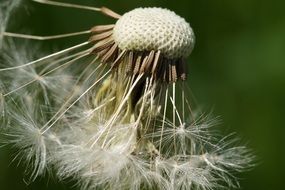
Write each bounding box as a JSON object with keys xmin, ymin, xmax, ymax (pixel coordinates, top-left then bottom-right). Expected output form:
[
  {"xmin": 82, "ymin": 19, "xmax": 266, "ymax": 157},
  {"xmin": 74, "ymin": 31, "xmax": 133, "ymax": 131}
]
[{"xmin": 113, "ymin": 7, "xmax": 195, "ymax": 59}]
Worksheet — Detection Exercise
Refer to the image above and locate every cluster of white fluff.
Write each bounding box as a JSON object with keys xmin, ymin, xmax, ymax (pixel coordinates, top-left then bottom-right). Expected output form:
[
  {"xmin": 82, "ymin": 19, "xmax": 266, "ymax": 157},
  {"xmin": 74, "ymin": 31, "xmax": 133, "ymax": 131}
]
[
  {"xmin": 0, "ymin": 0, "xmax": 22, "ymax": 47},
  {"xmin": 0, "ymin": 45, "xmax": 254, "ymax": 189},
  {"xmin": 0, "ymin": 1, "xmax": 254, "ymax": 190}
]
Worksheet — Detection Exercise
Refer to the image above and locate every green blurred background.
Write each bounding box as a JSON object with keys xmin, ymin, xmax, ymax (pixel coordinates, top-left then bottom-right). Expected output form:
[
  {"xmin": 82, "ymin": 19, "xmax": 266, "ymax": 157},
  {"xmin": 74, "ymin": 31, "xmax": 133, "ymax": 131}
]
[{"xmin": 1, "ymin": 0, "xmax": 285, "ymax": 189}]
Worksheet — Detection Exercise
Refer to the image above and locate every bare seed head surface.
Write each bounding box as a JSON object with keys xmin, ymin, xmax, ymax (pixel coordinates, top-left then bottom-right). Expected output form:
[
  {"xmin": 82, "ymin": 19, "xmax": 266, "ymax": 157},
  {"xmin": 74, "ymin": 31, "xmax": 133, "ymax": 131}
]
[
  {"xmin": 113, "ymin": 7, "xmax": 195, "ymax": 59},
  {"xmin": 90, "ymin": 7, "xmax": 195, "ymax": 82}
]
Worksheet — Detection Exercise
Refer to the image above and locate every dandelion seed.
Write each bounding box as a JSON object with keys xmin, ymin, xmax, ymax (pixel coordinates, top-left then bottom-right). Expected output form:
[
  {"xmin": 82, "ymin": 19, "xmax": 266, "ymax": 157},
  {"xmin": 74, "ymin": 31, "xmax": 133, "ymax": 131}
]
[
  {"xmin": 3, "ymin": 99, "xmax": 51, "ymax": 182},
  {"xmin": 0, "ymin": 0, "xmax": 21, "ymax": 47},
  {"xmin": 0, "ymin": 91, "xmax": 5, "ymax": 125},
  {"xmin": 0, "ymin": 0, "xmax": 254, "ymax": 189}
]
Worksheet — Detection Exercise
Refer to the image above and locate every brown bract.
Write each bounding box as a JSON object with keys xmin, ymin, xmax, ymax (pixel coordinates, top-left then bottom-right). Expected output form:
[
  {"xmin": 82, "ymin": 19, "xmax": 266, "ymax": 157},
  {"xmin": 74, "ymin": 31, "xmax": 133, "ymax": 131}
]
[{"xmin": 89, "ymin": 8, "xmax": 188, "ymax": 83}]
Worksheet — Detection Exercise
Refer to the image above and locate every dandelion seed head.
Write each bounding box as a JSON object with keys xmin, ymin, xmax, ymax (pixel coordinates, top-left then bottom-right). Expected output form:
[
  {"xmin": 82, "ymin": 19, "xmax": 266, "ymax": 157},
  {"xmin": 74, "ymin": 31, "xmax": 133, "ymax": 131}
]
[
  {"xmin": 0, "ymin": 1, "xmax": 254, "ymax": 189},
  {"xmin": 113, "ymin": 7, "xmax": 195, "ymax": 59},
  {"xmin": 91, "ymin": 7, "xmax": 194, "ymax": 81}
]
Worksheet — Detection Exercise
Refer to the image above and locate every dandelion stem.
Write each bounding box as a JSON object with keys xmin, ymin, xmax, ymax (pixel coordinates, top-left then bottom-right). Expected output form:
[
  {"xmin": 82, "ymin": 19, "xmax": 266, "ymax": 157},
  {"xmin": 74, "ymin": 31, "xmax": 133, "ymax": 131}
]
[
  {"xmin": 143, "ymin": 78, "xmax": 155, "ymax": 135},
  {"xmin": 169, "ymin": 96, "xmax": 183, "ymax": 127},
  {"xmin": 31, "ymin": 0, "xmax": 121, "ymax": 19},
  {"xmin": 2, "ymin": 30, "xmax": 91, "ymax": 40},
  {"xmin": 32, "ymin": 0, "xmax": 101, "ymax": 11},
  {"xmin": 159, "ymin": 87, "xmax": 168, "ymax": 152},
  {"xmin": 172, "ymin": 83, "xmax": 177, "ymax": 155},
  {"xmin": 151, "ymin": 85, "xmax": 163, "ymax": 143},
  {"xmin": 182, "ymin": 82, "xmax": 185, "ymax": 121},
  {"xmin": 135, "ymin": 78, "xmax": 150, "ymax": 125}
]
